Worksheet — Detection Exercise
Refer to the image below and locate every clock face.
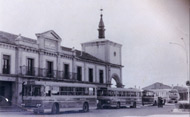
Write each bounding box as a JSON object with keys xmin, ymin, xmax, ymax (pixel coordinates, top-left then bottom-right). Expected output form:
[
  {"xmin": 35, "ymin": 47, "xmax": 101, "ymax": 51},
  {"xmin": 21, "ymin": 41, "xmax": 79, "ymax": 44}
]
[{"xmin": 45, "ymin": 40, "xmax": 56, "ymax": 50}]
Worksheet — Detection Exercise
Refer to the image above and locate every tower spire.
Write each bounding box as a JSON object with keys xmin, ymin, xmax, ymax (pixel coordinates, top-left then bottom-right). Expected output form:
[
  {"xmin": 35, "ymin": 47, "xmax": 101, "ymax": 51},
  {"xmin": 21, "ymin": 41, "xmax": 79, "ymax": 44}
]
[{"xmin": 98, "ymin": 9, "xmax": 105, "ymax": 39}]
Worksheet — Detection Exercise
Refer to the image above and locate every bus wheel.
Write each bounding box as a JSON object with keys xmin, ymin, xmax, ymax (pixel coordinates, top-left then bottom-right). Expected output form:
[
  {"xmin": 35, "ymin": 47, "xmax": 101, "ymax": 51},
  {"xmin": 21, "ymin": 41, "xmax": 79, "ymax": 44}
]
[
  {"xmin": 133, "ymin": 102, "xmax": 136, "ymax": 108},
  {"xmin": 52, "ymin": 103, "xmax": 59, "ymax": 114},
  {"xmin": 116, "ymin": 102, "xmax": 120, "ymax": 109},
  {"xmin": 83, "ymin": 102, "xmax": 89, "ymax": 112}
]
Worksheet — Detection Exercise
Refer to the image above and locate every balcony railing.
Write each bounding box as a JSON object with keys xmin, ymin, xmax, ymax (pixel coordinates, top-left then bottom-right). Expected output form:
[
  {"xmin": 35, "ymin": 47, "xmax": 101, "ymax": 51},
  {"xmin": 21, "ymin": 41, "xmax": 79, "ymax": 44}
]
[
  {"xmin": 2, "ymin": 68, "xmax": 10, "ymax": 74},
  {"xmin": 20, "ymin": 66, "xmax": 77, "ymax": 81}
]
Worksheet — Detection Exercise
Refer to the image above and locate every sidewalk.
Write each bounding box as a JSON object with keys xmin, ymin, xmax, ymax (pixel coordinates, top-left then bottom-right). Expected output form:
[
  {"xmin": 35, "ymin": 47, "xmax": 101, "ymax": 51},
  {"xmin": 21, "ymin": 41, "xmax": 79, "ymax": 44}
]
[{"xmin": 124, "ymin": 115, "xmax": 189, "ymax": 117}]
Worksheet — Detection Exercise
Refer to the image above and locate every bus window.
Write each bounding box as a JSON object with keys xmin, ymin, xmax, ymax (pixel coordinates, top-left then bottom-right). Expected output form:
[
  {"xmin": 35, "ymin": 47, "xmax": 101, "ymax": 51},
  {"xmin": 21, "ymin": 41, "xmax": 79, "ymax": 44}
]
[
  {"xmin": 76, "ymin": 87, "xmax": 85, "ymax": 95},
  {"xmin": 130, "ymin": 92, "xmax": 136, "ymax": 97},
  {"xmin": 45, "ymin": 86, "xmax": 51, "ymax": 96},
  {"xmin": 97, "ymin": 90, "xmax": 103, "ymax": 96},
  {"xmin": 127, "ymin": 91, "xmax": 130, "ymax": 96},
  {"xmin": 85, "ymin": 88, "xmax": 89, "ymax": 95},
  {"xmin": 32, "ymin": 85, "xmax": 42, "ymax": 96},
  {"xmin": 68, "ymin": 87, "xmax": 74, "ymax": 95},
  {"xmin": 52, "ymin": 86, "xmax": 59, "ymax": 95},
  {"xmin": 108, "ymin": 91, "xmax": 115, "ymax": 96},
  {"xmin": 41, "ymin": 86, "xmax": 45, "ymax": 96},
  {"xmin": 24, "ymin": 85, "xmax": 43, "ymax": 96},
  {"xmin": 24, "ymin": 85, "xmax": 32, "ymax": 96},
  {"xmin": 89, "ymin": 87, "xmax": 95, "ymax": 95}
]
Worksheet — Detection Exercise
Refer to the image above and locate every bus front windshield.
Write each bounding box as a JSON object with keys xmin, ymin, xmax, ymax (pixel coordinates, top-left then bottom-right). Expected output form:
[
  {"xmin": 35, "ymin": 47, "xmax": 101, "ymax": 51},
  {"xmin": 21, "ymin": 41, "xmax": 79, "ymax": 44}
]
[{"xmin": 24, "ymin": 85, "xmax": 44, "ymax": 96}]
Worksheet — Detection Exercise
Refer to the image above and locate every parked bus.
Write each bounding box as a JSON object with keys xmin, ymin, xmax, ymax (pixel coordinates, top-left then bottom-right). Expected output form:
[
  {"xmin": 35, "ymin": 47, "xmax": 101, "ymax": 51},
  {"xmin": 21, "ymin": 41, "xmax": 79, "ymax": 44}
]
[
  {"xmin": 142, "ymin": 90, "xmax": 158, "ymax": 106},
  {"xmin": 22, "ymin": 80, "xmax": 97, "ymax": 114},
  {"xmin": 97, "ymin": 87, "xmax": 142, "ymax": 109},
  {"xmin": 168, "ymin": 89, "xmax": 180, "ymax": 103},
  {"xmin": 149, "ymin": 89, "xmax": 180, "ymax": 104}
]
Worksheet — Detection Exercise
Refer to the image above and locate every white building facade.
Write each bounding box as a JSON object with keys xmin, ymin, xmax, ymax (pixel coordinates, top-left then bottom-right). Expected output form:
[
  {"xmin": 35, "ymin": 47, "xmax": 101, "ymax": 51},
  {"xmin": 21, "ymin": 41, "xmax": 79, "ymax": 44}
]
[{"xmin": 0, "ymin": 13, "xmax": 123, "ymax": 106}]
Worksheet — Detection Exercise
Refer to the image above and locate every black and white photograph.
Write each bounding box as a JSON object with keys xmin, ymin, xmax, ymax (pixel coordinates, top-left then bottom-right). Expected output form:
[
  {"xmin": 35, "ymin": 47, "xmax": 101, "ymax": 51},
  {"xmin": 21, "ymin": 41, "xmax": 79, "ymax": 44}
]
[{"xmin": 0, "ymin": 0, "xmax": 189, "ymax": 117}]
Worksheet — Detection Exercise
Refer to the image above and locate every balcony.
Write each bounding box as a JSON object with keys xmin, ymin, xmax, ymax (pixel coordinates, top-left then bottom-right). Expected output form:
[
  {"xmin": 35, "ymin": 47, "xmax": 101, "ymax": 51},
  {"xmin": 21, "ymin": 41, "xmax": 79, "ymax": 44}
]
[
  {"xmin": 20, "ymin": 66, "xmax": 77, "ymax": 81},
  {"xmin": 2, "ymin": 68, "xmax": 10, "ymax": 74}
]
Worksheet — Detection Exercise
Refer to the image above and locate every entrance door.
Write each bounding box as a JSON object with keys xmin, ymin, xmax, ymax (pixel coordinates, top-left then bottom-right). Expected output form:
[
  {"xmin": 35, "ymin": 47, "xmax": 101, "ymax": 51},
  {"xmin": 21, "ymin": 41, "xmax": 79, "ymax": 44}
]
[{"xmin": 0, "ymin": 81, "xmax": 12, "ymax": 106}]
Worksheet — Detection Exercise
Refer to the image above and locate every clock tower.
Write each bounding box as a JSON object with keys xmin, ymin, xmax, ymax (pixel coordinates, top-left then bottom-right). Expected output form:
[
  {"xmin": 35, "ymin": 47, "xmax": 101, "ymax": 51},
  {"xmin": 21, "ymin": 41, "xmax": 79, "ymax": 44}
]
[{"xmin": 81, "ymin": 10, "xmax": 122, "ymax": 65}]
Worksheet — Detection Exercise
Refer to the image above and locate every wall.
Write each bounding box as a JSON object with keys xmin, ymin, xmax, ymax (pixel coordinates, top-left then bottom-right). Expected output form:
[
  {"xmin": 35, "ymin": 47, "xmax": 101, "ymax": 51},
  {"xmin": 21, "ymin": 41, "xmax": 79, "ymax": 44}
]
[
  {"xmin": 108, "ymin": 44, "xmax": 121, "ymax": 65},
  {"xmin": 21, "ymin": 51, "xmax": 39, "ymax": 67},
  {"xmin": 83, "ymin": 43, "xmax": 106, "ymax": 61}
]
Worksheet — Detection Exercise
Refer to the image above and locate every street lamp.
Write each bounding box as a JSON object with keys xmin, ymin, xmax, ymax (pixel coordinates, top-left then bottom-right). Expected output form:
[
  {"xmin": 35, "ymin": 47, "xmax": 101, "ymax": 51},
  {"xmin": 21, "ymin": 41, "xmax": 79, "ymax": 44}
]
[{"xmin": 169, "ymin": 38, "xmax": 190, "ymax": 103}]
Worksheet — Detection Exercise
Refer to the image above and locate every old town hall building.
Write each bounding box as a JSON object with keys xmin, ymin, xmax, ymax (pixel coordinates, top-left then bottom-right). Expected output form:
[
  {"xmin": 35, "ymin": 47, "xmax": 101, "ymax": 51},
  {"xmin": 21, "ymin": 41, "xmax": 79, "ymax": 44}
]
[{"xmin": 0, "ymin": 13, "xmax": 123, "ymax": 106}]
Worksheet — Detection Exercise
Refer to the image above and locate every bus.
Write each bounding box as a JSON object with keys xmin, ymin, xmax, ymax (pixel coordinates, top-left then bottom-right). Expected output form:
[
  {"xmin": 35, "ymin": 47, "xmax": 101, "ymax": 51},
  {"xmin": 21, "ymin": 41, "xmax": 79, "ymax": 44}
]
[
  {"xmin": 142, "ymin": 90, "xmax": 158, "ymax": 106},
  {"xmin": 22, "ymin": 80, "xmax": 97, "ymax": 114},
  {"xmin": 168, "ymin": 89, "xmax": 180, "ymax": 103},
  {"xmin": 97, "ymin": 87, "xmax": 142, "ymax": 109},
  {"xmin": 149, "ymin": 89, "xmax": 180, "ymax": 104}
]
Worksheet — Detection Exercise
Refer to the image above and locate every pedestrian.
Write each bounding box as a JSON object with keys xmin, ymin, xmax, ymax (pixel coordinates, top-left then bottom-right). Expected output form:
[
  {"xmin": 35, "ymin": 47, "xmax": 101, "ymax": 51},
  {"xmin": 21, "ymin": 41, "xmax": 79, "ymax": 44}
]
[
  {"xmin": 158, "ymin": 97, "xmax": 163, "ymax": 108},
  {"xmin": 160, "ymin": 97, "xmax": 163, "ymax": 107}
]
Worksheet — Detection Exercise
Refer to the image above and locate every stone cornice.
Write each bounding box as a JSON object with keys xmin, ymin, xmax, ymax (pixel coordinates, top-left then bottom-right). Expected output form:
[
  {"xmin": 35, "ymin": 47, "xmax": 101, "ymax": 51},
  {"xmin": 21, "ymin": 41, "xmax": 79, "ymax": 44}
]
[{"xmin": 0, "ymin": 42, "xmax": 16, "ymax": 50}]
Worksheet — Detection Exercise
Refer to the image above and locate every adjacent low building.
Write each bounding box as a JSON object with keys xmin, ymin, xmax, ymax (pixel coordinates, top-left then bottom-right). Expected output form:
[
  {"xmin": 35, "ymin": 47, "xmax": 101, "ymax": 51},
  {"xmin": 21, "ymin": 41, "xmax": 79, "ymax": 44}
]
[
  {"xmin": 143, "ymin": 82, "xmax": 189, "ymax": 101},
  {"xmin": 173, "ymin": 86, "xmax": 189, "ymax": 100}
]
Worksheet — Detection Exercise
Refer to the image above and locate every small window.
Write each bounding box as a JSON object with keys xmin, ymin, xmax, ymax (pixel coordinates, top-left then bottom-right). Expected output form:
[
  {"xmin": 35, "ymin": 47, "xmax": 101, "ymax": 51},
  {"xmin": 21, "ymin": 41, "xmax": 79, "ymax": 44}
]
[
  {"xmin": 77, "ymin": 66, "xmax": 82, "ymax": 81},
  {"xmin": 114, "ymin": 52, "xmax": 116, "ymax": 56},
  {"xmin": 27, "ymin": 58, "xmax": 34, "ymax": 76},
  {"xmin": 64, "ymin": 64, "xmax": 69, "ymax": 79},
  {"xmin": 3, "ymin": 55, "xmax": 10, "ymax": 74},
  {"xmin": 89, "ymin": 68, "xmax": 93, "ymax": 82},
  {"xmin": 99, "ymin": 70, "xmax": 104, "ymax": 83},
  {"xmin": 47, "ymin": 61, "xmax": 53, "ymax": 77}
]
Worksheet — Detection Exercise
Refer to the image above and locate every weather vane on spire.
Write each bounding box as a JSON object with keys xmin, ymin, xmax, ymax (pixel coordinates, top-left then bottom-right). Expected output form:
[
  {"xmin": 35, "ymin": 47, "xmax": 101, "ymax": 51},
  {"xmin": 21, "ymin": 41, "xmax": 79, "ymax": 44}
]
[
  {"xmin": 98, "ymin": 8, "xmax": 105, "ymax": 39},
  {"xmin": 100, "ymin": 9, "xmax": 103, "ymax": 14}
]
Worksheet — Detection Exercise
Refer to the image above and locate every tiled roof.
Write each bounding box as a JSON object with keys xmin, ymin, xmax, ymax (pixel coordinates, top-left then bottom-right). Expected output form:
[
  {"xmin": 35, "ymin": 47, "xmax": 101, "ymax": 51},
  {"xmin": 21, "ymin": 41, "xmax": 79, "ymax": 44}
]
[
  {"xmin": 61, "ymin": 46, "xmax": 107, "ymax": 64},
  {"xmin": 75, "ymin": 50, "xmax": 106, "ymax": 63},
  {"xmin": 0, "ymin": 31, "xmax": 18, "ymax": 44},
  {"xmin": 142, "ymin": 82, "xmax": 172, "ymax": 90},
  {"xmin": 0, "ymin": 31, "xmax": 36, "ymax": 44},
  {"xmin": 61, "ymin": 46, "xmax": 72, "ymax": 51}
]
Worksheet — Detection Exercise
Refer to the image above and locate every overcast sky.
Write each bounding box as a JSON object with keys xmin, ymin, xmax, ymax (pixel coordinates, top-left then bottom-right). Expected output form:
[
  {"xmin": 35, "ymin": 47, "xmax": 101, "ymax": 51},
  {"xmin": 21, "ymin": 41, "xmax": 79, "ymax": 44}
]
[{"xmin": 0, "ymin": 0, "xmax": 189, "ymax": 88}]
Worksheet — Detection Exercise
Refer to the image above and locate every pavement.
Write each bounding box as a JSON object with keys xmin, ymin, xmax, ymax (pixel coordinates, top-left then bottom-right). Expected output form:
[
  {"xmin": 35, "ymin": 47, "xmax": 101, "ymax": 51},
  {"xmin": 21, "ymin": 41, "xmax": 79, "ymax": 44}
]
[{"xmin": 0, "ymin": 104, "xmax": 189, "ymax": 117}]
